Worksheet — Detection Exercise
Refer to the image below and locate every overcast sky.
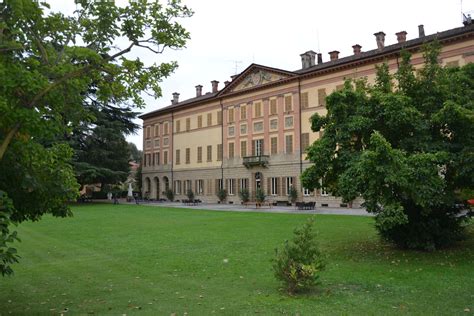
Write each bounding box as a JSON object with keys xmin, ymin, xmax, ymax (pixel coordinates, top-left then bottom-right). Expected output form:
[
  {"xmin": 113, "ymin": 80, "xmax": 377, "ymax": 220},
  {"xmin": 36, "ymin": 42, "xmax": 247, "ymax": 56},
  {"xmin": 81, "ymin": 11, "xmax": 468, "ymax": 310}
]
[{"xmin": 51, "ymin": 0, "xmax": 474, "ymax": 150}]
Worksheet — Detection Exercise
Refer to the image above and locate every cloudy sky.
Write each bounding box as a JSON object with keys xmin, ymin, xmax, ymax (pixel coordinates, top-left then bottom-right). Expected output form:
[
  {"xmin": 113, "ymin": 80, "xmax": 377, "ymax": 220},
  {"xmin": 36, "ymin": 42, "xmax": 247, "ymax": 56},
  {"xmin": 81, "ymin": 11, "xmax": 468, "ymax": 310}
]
[{"xmin": 51, "ymin": 0, "xmax": 474, "ymax": 149}]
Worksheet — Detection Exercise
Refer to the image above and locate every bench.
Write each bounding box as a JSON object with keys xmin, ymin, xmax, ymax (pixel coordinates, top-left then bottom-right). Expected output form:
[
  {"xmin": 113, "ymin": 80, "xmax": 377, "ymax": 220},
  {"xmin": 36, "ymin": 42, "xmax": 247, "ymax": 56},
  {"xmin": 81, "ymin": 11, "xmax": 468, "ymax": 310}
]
[{"xmin": 244, "ymin": 201, "xmax": 272, "ymax": 209}]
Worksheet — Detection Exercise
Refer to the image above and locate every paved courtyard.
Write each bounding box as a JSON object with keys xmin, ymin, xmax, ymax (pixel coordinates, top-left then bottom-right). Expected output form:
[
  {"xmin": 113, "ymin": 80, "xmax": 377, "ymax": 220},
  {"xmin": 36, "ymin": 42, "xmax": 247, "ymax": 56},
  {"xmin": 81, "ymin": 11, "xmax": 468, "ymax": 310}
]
[{"xmin": 137, "ymin": 200, "xmax": 371, "ymax": 216}]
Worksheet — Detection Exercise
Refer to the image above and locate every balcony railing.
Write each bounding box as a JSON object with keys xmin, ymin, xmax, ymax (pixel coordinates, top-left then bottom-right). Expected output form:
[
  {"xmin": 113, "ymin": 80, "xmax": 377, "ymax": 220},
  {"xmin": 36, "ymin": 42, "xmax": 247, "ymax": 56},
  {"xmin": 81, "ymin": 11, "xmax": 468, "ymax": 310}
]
[{"xmin": 243, "ymin": 155, "xmax": 269, "ymax": 168}]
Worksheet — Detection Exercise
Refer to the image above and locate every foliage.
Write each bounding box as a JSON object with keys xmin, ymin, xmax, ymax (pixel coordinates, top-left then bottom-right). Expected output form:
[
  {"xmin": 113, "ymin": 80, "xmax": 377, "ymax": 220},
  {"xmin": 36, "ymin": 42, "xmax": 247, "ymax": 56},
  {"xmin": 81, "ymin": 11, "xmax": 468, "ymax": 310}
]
[
  {"xmin": 0, "ymin": 0, "xmax": 192, "ymax": 274},
  {"xmin": 255, "ymin": 188, "xmax": 266, "ymax": 204},
  {"xmin": 288, "ymin": 186, "xmax": 298, "ymax": 204},
  {"xmin": 135, "ymin": 164, "xmax": 143, "ymax": 192},
  {"xmin": 239, "ymin": 188, "xmax": 250, "ymax": 203},
  {"xmin": 302, "ymin": 43, "xmax": 474, "ymax": 250},
  {"xmin": 0, "ymin": 191, "xmax": 19, "ymax": 276},
  {"xmin": 273, "ymin": 217, "xmax": 325, "ymax": 294},
  {"xmin": 217, "ymin": 188, "xmax": 227, "ymax": 203},
  {"xmin": 165, "ymin": 188, "xmax": 174, "ymax": 202},
  {"xmin": 128, "ymin": 142, "xmax": 142, "ymax": 163},
  {"xmin": 186, "ymin": 189, "xmax": 194, "ymax": 201}
]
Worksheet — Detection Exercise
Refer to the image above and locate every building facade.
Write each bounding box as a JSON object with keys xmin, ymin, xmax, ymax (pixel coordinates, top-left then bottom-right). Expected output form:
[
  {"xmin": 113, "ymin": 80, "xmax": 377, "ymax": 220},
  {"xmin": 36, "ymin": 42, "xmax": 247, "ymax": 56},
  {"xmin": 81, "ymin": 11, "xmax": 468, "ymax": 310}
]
[{"xmin": 140, "ymin": 23, "xmax": 474, "ymax": 207}]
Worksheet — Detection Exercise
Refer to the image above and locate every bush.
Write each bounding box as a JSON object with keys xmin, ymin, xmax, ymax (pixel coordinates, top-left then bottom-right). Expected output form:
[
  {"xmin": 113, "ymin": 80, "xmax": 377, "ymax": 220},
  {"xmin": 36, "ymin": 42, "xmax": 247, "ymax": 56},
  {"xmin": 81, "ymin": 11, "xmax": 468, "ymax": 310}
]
[
  {"xmin": 288, "ymin": 186, "xmax": 298, "ymax": 204},
  {"xmin": 165, "ymin": 188, "xmax": 174, "ymax": 202},
  {"xmin": 91, "ymin": 191, "xmax": 108, "ymax": 199},
  {"xmin": 255, "ymin": 188, "xmax": 266, "ymax": 204},
  {"xmin": 239, "ymin": 188, "xmax": 250, "ymax": 203},
  {"xmin": 273, "ymin": 217, "xmax": 325, "ymax": 294},
  {"xmin": 217, "ymin": 188, "xmax": 227, "ymax": 203},
  {"xmin": 186, "ymin": 189, "xmax": 194, "ymax": 201}
]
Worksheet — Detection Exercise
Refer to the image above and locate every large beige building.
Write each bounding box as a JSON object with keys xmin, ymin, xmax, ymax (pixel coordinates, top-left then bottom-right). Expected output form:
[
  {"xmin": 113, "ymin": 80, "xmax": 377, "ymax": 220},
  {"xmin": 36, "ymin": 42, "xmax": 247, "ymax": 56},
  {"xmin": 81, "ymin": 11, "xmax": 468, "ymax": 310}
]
[{"xmin": 140, "ymin": 23, "xmax": 474, "ymax": 207}]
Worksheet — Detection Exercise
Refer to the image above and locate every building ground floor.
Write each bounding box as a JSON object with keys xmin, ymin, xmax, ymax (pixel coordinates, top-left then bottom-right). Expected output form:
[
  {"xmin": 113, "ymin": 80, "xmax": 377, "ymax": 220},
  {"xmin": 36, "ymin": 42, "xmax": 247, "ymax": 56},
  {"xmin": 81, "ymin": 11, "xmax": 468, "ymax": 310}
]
[{"xmin": 142, "ymin": 162, "xmax": 363, "ymax": 208}]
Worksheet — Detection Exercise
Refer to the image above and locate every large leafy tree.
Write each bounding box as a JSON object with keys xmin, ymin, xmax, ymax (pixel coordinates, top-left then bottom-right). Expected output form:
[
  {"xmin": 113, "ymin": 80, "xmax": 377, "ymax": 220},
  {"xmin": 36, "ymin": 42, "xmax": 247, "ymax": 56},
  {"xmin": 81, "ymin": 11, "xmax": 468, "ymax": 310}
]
[
  {"xmin": 0, "ymin": 0, "xmax": 192, "ymax": 275},
  {"xmin": 302, "ymin": 43, "xmax": 473, "ymax": 250}
]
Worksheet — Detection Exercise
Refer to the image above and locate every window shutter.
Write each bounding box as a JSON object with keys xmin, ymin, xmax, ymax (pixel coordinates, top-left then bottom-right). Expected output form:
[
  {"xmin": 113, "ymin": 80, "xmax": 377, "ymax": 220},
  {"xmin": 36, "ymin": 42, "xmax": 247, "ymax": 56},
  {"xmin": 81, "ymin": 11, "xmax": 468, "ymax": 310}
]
[
  {"xmin": 292, "ymin": 177, "xmax": 296, "ymax": 192},
  {"xmin": 282, "ymin": 177, "xmax": 287, "ymax": 196},
  {"xmin": 251, "ymin": 173, "xmax": 256, "ymax": 199},
  {"xmin": 267, "ymin": 177, "xmax": 271, "ymax": 195},
  {"xmin": 232, "ymin": 179, "xmax": 236, "ymax": 196},
  {"xmin": 276, "ymin": 177, "xmax": 280, "ymax": 196},
  {"xmin": 252, "ymin": 140, "xmax": 256, "ymax": 156}
]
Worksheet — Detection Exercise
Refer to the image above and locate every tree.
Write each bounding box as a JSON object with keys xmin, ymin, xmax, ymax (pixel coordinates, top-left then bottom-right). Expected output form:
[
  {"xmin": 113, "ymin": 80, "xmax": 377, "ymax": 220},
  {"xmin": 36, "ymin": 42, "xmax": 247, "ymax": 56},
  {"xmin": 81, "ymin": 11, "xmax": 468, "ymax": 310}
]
[
  {"xmin": 302, "ymin": 43, "xmax": 474, "ymax": 250},
  {"xmin": 128, "ymin": 142, "xmax": 142, "ymax": 163},
  {"xmin": 0, "ymin": 0, "xmax": 193, "ymax": 275}
]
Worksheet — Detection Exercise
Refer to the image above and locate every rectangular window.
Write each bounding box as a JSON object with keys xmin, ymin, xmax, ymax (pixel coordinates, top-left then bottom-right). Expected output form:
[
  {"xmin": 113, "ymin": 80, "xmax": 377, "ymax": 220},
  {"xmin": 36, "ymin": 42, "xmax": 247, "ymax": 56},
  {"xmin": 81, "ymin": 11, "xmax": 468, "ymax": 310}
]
[
  {"xmin": 174, "ymin": 180, "xmax": 181, "ymax": 195},
  {"xmin": 207, "ymin": 145, "xmax": 212, "ymax": 162},
  {"xmin": 163, "ymin": 137, "xmax": 169, "ymax": 146},
  {"xmin": 197, "ymin": 179, "xmax": 204, "ymax": 195},
  {"xmin": 146, "ymin": 126, "xmax": 151, "ymax": 139},
  {"xmin": 270, "ymin": 119, "xmax": 278, "ymax": 130},
  {"xmin": 164, "ymin": 122, "xmax": 169, "ymax": 135},
  {"xmin": 318, "ymin": 88, "xmax": 326, "ymax": 107},
  {"xmin": 301, "ymin": 133, "xmax": 310, "ymax": 152},
  {"xmin": 176, "ymin": 120, "xmax": 181, "ymax": 133},
  {"xmin": 303, "ymin": 188, "xmax": 311, "ymax": 196},
  {"xmin": 228, "ymin": 142, "xmax": 234, "ymax": 158},
  {"xmin": 286, "ymin": 177, "xmax": 294, "ymax": 195},
  {"xmin": 186, "ymin": 148, "xmax": 190, "ymax": 164},
  {"xmin": 240, "ymin": 124, "xmax": 247, "ymax": 135},
  {"xmin": 271, "ymin": 137, "xmax": 278, "ymax": 154},
  {"xmin": 154, "ymin": 124, "xmax": 159, "ymax": 137},
  {"xmin": 301, "ymin": 92, "xmax": 309, "ymax": 109},
  {"xmin": 163, "ymin": 151, "xmax": 168, "ymax": 164},
  {"xmin": 156, "ymin": 152, "xmax": 160, "ymax": 165},
  {"xmin": 175, "ymin": 149, "xmax": 180, "ymax": 165},
  {"xmin": 228, "ymin": 178, "xmax": 235, "ymax": 195},
  {"xmin": 228, "ymin": 108, "xmax": 234, "ymax": 123},
  {"xmin": 270, "ymin": 99, "xmax": 277, "ymax": 115},
  {"xmin": 186, "ymin": 118, "xmax": 191, "ymax": 131},
  {"xmin": 184, "ymin": 180, "xmax": 192, "ymax": 193},
  {"xmin": 254, "ymin": 102, "xmax": 262, "ymax": 117},
  {"xmin": 240, "ymin": 178, "xmax": 249, "ymax": 190},
  {"xmin": 152, "ymin": 153, "xmax": 155, "ymax": 165},
  {"xmin": 198, "ymin": 115, "xmax": 202, "ymax": 128},
  {"xmin": 286, "ymin": 134, "xmax": 293, "ymax": 154},
  {"xmin": 253, "ymin": 121, "xmax": 263, "ymax": 132},
  {"xmin": 240, "ymin": 105, "xmax": 247, "ymax": 120},
  {"xmin": 197, "ymin": 146, "xmax": 202, "ymax": 163},
  {"xmin": 217, "ymin": 144, "xmax": 223, "ymax": 161},
  {"xmin": 154, "ymin": 139, "xmax": 160, "ymax": 148},
  {"xmin": 446, "ymin": 60, "xmax": 459, "ymax": 67},
  {"xmin": 207, "ymin": 113, "xmax": 212, "ymax": 126},
  {"xmin": 336, "ymin": 84, "xmax": 344, "ymax": 91},
  {"xmin": 241, "ymin": 140, "xmax": 247, "ymax": 157},
  {"xmin": 252, "ymin": 139, "xmax": 264, "ymax": 156},
  {"xmin": 284, "ymin": 116, "xmax": 293, "ymax": 128},
  {"xmin": 284, "ymin": 95, "xmax": 292, "ymax": 112},
  {"xmin": 320, "ymin": 179, "xmax": 329, "ymax": 196},
  {"xmin": 145, "ymin": 140, "xmax": 152, "ymax": 148},
  {"xmin": 271, "ymin": 177, "xmax": 278, "ymax": 196},
  {"xmin": 228, "ymin": 126, "xmax": 235, "ymax": 137},
  {"xmin": 217, "ymin": 111, "xmax": 222, "ymax": 125}
]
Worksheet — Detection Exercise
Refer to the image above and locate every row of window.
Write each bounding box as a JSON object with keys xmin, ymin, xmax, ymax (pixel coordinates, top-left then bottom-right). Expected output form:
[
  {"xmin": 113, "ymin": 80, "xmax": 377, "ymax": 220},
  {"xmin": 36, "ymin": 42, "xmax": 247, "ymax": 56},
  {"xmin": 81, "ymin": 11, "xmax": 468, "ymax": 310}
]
[
  {"xmin": 144, "ymin": 132, "xmax": 314, "ymax": 166},
  {"xmin": 228, "ymin": 116, "xmax": 294, "ymax": 137},
  {"xmin": 172, "ymin": 177, "xmax": 328, "ymax": 197},
  {"xmin": 144, "ymin": 88, "xmax": 333, "ymax": 139}
]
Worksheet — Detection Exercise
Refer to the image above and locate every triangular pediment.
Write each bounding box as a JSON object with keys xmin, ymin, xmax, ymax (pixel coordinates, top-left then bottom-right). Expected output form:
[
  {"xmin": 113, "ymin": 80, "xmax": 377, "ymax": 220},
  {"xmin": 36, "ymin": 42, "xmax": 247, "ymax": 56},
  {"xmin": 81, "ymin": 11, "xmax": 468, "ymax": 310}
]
[{"xmin": 219, "ymin": 64, "xmax": 295, "ymax": 95}]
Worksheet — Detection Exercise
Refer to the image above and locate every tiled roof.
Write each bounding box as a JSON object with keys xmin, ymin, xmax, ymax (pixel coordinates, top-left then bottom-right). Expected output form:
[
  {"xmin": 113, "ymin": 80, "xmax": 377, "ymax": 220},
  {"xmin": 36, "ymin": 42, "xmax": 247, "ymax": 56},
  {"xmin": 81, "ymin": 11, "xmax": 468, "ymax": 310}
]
[{"xmin": 140, "ymin": 24, "xmax": 474, "ymax": 120}]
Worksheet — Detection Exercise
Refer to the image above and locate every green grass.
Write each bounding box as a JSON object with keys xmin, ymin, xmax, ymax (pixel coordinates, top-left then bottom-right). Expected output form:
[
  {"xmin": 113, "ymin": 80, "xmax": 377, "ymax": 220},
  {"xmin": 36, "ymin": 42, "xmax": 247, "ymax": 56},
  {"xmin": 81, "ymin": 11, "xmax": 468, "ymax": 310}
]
[{"xmin": 1, "ymin": 204, "xmax": 473, "ymax": 315}]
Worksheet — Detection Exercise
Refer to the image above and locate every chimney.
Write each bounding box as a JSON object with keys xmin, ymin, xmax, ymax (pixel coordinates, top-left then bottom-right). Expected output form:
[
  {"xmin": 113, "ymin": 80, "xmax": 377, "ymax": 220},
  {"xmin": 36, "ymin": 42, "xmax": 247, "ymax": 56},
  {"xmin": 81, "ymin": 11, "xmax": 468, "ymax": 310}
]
[
  {"xmin": 300, "ymin": 50, "xmax": 317, "ymax": 69},
  {"xmin": 317, "ymin": 53, "xmax": 323, "ymax": 64},
  {"xmin": 211, "ymin": 80, "xmax": 219, "ymax": 93},
  {"xmin": 224, "ymin": 80, "xmax": 230, "ymax": 86},
  {"xmin": 418, "ymin": 24, "xmax": 425, "ymax": 37},
  {"xmin": 352, "ymin": 44, "xmax": 362, "ymax": 55},
  {"xmin": 195, "ymin": 85, "xmax": 203, "ymax": 97},
  {"xmin": 374, "ymin": 31, "xmax": 386, "ymax": 50},
  {"xmin": 396, "ymin": 31, "xmax": 407, "ymax": 43},
  {"xmin": 172, "ymin": 92, "xmax": 180, "ymax": 105},
  {"xmin": 230, "ymin": 75, "xmax": 238, "ymax": 80},
  {"xmin": 328, "ymin": 50, "xmax": 340, "ymax": 61}
]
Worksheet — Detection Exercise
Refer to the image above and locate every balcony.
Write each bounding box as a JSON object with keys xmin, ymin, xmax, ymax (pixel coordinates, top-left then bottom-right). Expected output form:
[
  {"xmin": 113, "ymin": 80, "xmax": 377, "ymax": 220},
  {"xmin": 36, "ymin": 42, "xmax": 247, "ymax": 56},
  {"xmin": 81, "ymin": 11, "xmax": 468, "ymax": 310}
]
[{"xmin": 243, "ymin": 155, "xmax": 269, "ymax": 168}]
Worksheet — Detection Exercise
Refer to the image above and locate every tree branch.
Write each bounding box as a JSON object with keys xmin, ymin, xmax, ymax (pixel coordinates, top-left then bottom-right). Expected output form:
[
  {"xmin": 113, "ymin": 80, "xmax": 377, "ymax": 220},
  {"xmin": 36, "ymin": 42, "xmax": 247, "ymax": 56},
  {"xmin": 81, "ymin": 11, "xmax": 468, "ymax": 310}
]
[{"xmin": 0, "ymin": 123, "xmax": 21, "ymax": 161}]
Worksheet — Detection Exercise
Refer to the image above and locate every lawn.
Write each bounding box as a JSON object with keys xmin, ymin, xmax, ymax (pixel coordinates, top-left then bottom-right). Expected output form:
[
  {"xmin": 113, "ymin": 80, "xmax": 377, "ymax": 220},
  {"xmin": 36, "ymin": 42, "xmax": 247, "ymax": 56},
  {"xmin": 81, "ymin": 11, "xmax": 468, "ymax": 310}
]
[{"xmin": 1, "ymin": 204, "xmax": 473, "ymax": 315}]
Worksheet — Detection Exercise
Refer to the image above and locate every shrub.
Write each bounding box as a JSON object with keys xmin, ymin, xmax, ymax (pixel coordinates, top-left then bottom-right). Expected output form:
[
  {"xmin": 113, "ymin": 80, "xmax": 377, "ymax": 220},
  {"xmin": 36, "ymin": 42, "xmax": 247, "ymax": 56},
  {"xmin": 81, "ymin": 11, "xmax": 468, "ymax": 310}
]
[
  {"xmin": 255, "ymin": 188, "xmax": 266, "ymax": 204},
  {"xmin": 273, "ymin": 217, "xmax": 325, "ymax": 294},
  {"xmin": 217, "ymin": 188, "xmax": 227, "ymax": 203},
  {"xmin": 288, "ymin": 186, "xmax": 298, "ymax": 205},
  {"xmin": 186, "ymin": 189, "xmax": 194, "ymax": 201},
  {"xmin": 239, "ymin": 188, "xmax": 250, "ymax": 203},
  {"xmin": 165, "ymin": 188, "xmax": 174, "ymax": 202}
]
